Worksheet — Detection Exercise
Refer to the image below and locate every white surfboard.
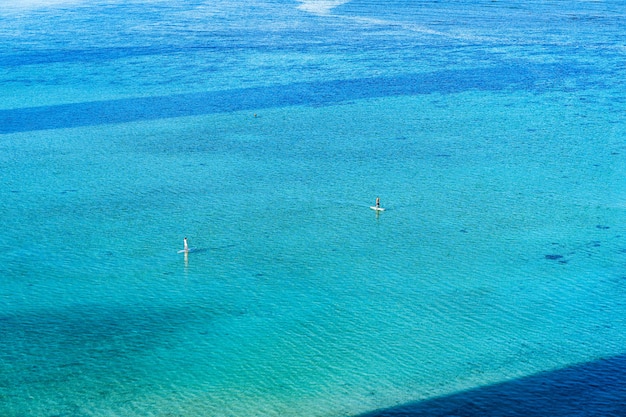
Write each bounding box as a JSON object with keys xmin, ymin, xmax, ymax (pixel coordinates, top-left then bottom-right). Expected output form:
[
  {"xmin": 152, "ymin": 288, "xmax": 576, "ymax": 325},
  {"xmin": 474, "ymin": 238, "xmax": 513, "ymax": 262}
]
[{"xmin": 370, "ymin": 206, "xmax": 385, "ymax": 211}]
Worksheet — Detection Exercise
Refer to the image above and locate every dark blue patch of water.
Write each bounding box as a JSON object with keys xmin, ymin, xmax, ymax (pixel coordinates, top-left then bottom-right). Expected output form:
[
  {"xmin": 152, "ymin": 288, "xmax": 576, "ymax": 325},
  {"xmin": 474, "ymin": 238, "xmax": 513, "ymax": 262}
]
[
  {"xmin": 0, "ymin": 62, "xmax": 583, "ymax": 134},
  {"xmin": 355, "ymin": 354, "xmax": 626, "ymax": 417}
]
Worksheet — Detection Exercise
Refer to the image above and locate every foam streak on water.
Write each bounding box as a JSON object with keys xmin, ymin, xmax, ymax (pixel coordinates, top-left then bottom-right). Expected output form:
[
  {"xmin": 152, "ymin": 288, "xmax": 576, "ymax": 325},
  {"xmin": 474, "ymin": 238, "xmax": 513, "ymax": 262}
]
[{"xmin": 1, "ymin": 1, "xmax": 625, "ymax": 416}]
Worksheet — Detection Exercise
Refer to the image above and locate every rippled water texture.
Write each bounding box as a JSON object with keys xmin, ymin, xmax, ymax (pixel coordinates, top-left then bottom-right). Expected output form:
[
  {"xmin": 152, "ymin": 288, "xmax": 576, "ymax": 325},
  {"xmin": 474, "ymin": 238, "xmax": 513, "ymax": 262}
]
[{"xmin": 1, "ymin": 1, "xmax": 625, "ymax": 416}]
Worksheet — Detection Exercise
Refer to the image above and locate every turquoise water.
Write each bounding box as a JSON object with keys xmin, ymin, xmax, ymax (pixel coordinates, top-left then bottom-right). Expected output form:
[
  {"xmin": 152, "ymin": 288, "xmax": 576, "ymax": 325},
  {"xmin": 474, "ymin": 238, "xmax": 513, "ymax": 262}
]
[{"xmin": 1, "ymin": 1, "xmax": 625, "ymax": 416}]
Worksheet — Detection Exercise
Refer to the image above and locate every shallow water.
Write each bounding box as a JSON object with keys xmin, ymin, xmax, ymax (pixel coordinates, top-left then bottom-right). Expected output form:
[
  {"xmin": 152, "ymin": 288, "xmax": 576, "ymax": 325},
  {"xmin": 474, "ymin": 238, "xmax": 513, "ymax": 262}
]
[{"xmin": 1, "ymin": 1, "xmax": 625, "ymax": 416}]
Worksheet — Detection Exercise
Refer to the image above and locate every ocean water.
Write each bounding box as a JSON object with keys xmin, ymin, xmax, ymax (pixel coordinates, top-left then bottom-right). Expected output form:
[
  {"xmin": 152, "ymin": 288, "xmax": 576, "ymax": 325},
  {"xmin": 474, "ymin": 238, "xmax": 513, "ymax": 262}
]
[{"xmin": 0, "ymin": 1, "xmax": 625, "ymax": 416}]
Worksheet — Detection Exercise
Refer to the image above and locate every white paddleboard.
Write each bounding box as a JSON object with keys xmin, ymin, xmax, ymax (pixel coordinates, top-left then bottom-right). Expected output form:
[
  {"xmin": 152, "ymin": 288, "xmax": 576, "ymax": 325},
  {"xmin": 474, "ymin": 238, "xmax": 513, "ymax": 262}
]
[
  {"xmin": 370, "ymin": 206, "xmax": 385, "ymax": 211},
  {"xmin": 178, "ymin": 248, "xmax": 198, "ymax": 254}
]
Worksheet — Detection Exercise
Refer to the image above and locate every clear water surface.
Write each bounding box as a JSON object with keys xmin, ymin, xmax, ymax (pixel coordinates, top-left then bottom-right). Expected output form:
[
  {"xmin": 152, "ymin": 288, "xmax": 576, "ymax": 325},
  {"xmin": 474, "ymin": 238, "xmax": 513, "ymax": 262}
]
[{"xmin": 0, "ymin": 1, "xmax": 625, "ymax": 416}]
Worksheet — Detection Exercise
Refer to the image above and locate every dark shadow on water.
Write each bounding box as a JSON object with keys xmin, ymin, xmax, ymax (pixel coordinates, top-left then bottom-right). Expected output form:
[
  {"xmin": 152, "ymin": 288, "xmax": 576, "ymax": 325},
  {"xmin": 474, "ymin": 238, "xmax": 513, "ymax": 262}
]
[
  {"xmin": 0, "ymin": 62, "xmax": 584, "ymax": 134},
  {"xmin": 355, "ymin": 355, "xmax": 626, "ymax": 417}
]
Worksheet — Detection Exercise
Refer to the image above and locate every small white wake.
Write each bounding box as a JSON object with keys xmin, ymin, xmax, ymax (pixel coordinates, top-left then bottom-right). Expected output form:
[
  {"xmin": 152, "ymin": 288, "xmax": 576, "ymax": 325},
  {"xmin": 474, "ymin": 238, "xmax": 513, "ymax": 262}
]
[
  {"xmin": 295, "ymin": 0, "xmax": 490, "ymax": 43},
  {"xmin": 296, "ymin": 0, "xmax": 351, "ymax": 16}
]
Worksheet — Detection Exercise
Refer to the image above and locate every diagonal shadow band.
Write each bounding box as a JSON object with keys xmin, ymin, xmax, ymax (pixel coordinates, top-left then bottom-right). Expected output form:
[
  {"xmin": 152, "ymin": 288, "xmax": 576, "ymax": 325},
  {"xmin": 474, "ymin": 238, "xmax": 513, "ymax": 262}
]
[
  {"xmin": 0, "ymin": 63, "xmax": 578, "ymax": 135},
  {"xmin": 355, "ymin": 354, "xmax": 626, "ymax": 417}
]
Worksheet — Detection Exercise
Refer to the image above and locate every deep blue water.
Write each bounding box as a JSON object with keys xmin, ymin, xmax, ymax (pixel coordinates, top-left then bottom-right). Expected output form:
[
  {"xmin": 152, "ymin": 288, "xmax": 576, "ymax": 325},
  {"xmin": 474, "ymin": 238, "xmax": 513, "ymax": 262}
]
[{"xmin": 1, "ymin": 1, "xmax": 625, "ymax": 416}]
